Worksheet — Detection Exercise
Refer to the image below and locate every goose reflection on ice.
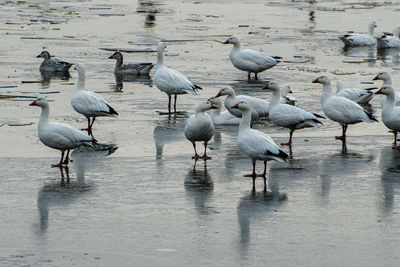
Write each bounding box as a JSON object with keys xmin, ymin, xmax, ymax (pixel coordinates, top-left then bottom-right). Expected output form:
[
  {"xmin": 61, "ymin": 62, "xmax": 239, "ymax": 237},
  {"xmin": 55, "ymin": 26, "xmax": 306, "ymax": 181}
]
[
  {"xmin": 236, "ymin": 175, "xmax": 287, "ymax": 259},
  {"xmin": 342, "ymin": 46, "xmax": 376, "ymax": 66},
  {"xmin": 112, "ymin": 72, "xmax": 153, "ymax": 92},
  {"xmin": 379, "ymin": 147, "xmax": 400, "ymax": 216},
  {"xmin": 184, "ymin": 161, "xmax": 214, "ymax": 216},
  {"xmin": 153, "ymin": 120, "xmax": 185, "ymax": 159},
  {"xmin": 40, "ymin": 71, "xmax": 71, "ymax": 88}
]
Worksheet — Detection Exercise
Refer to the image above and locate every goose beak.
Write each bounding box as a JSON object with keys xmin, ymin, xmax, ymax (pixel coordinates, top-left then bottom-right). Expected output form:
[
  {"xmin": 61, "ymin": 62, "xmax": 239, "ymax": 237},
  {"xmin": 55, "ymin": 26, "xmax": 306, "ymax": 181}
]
[
  {"xmin": 108, "ymin": 55, "xmax": 114, "ymax": 59},
  {"xmin": 375, "ymin": 89, "xmax": 383, "ymax": 95},
  {"xmin": 29, "ymin": 100, "xmax": 37, "ymax": 106},
  {"xmin": 223, "ymin": 39, "xmax": 230, "ymax": 44},
  {"xmin": 372, "ymin": 75, "xmax": 379, "ymax": 80},
  {"xmin": 262, "ymin": 82, "xmax": 270, "ymax": 89},
  {"xmin": 210, "ymin": 104, "xmax": 218, "ymax": 109},
  {"xmin": 215, "ymin": 92, "xmax": 222, "ymax": 98},
  {"xmin": 312, "ymin": 78, "xmax": 319, "ymax": 83},
  {"xmin": 231, "ymin": 103, "xmax": 240, "ymax": 109},
  {"xmin": 288, "ymin": 89, "xmax": 293, "ymax": 94},
  {"xmin": 36, "ymin": 54, "xmax": 41, "ymax": 58}
]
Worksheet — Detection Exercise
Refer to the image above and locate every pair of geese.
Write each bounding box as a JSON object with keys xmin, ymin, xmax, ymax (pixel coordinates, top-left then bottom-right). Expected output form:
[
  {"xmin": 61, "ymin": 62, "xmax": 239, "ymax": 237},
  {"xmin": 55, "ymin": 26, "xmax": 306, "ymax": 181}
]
[
  {"xmin": 340, "ymin": 21, "xmax": 400, "ymax": 48},
  {"xmin": 30, "ymin": 64, "xmax": 118, "ymax": 167}
]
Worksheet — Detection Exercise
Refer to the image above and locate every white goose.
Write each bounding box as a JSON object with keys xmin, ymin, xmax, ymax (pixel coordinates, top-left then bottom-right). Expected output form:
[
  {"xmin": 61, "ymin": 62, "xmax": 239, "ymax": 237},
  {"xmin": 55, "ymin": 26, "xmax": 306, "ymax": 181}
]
[
  {"xmin": 280, "ymin": 84, "xmax": 297, "ymax": 106},
  {"xmin": 373, "ymin": 71, "xmax": 400, "ymax": 107},
  {"xmin": 154, "ymin": 42, "xmax": 201, "ymax": 114},
  {"xmin": 232, "ymin": 101, "xmax": 288, "ymax": 191},
  {"xmin": 377, "ymin": 27, "xmax": 400, "ymax": 49},
  {"xmin": 29, "ymin": 98, "xmax": 95, "ymax": 167},
  {"xmin": 335, "ymin": 80, "xmax": 374, "ymax": 104},
  {"xmin": 264, "ymin": 81, "xmax": 323, "ymax": 146},
  {"xmin": 313, "ymin": 75, "xmax": 378, "ymax": 144},
  {"xmin": 207, "ymin": 96, "xmax": 241, "ymax": 125},
  {"xmin": 339, "ymin": 21, "xmax": 377, "ymax": 46},
  {"xmin": 375, "ymin": 85, "xmax": 400, "ymax": 148},
  {"xmin": 184, "ymin": 101, "xmax": 216, "ymax": 160},
  {"xmin": 223, "ymin": 36, "xmax": 278, "ymax": 80},
  {"xmin": 71, "ymin": 63, "xmax": 118, "ymax": 137},
  {"xmin": 215, "ymin": 86, "xmax": 269, "ymax": 121}
]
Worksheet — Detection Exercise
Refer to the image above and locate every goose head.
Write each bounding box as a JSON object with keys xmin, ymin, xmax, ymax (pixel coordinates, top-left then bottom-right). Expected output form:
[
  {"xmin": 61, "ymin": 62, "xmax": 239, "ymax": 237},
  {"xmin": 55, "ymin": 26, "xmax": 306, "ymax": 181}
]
[
  {"xmin": 375, "ymin": 85, "xmax": 395, "ymax": 96},
  {"xmin": 312, "ymin": 75, "xmax": 330, "ymax": 85},
  {"xmin": 109, "ymin": 51, "xmax": 123, "ymax": 60},
  {"xmin": 207, "ymin": 96, "xmax": 223, "ymax": 108},
  {"xmin": 196, "ymin": 100, "xmax": 218, "ymax": 113},
  {"xmin": 263, "ymin": 81, "xmax": 281, "ymax": 92},
  {"xmin": 73, "ymin": 63, "xmax": 85, "ymax": 74},
  {"xmin": 29, "ymin": 97, "xmax": 48, "ymax": 107},
  {"xmin": 223, "ymin": 36, "xmax": 240, "ymax": 45},
  {"xmin": 373, "ymin": 71, "xmax": 390, "ymax": 81},
  {"xmin": 231, "ymin": 100, "xmax": 251, "ymax": 112},
  {"xmin": 215, "ymin": 86, "xmax": 235, "ymax": 97},
  {"xmin": 36, "ymin": 51, "xmax": 51, "ymax": 59},
  {"xmin": 369, "ymin": 21, "xmax": 377, "ymax": 29},
  {"xmin": 280, "ymin": 84, "xmax": 293, "ymax": 96},
  {"xmin": 157, "ymin": 42, "xmax": 167, "ymax": 53}
]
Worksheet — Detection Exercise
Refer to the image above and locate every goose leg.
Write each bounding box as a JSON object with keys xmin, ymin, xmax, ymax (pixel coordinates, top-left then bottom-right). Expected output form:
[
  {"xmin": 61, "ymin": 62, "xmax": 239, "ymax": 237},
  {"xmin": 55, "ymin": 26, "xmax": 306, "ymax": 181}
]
[
  {"xmin": 51, "ymin": 151, "xmax": 65, "ymax": 168},
  {"xmin": 393, "ymin": 131, "xmax": 398, "ymax": 147},
  {"xmin": 174, "ymin": 94, "xmax": 177, "ymax": 114},
  {"xmin": 281, "ymin": 129, "xmax": 294, "ymax": 146},
  {"xmin": 245, "ymin": 160, "xmax": 257, "ymax": 177},
  {"xmin": 168, "ymin": 94, "xmax": 172, "ymax": 114},
  {"xmin": 87, "ymin": 117, "xmax": 95, "ymax": 137},
  {"xmin": 247, "ymin": 72, "xmax": 251, "ymax": 80},
  {"xmin": 263, "ymin": 176, "xmax": 267, "ymax": 192},
  {"xmin": 201, "ymin": 142, "xmax": 212, "ymax": 160},
  {"xmin": 191, "ymin": 142, "xmax": 201, "ymax": 160},
  {"xmin": 62, "ymin": 150, "xmax": 71, "ymax": 165},
  {"xmin": 335, "ymin": 124, "xmax": 347, "ymax": 141},
  {"xmin": 258, "ymin": 161, "xmax": 267, "ymax": 177},
  {"xmin": 254, "ymin": 73, "xmax": 258, "ymax": 80},
  {"xmin": 82, "ymin": 117, "xmax": 91, "ymax": 135}
]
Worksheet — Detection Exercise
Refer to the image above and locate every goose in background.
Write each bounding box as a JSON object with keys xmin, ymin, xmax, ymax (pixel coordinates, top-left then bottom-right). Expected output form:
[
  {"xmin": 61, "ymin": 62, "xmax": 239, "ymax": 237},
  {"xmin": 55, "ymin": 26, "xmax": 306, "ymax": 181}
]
[
  {"xmin": 263, "ymin": 81, "xmax": 323, "ymax": 146},
  {"xmin": 208, "ymin": 96, "xmax": 241, "ymax": 125},
  {"xmin": 29, "ymin": 98, "xmax": 95, "ymax": 168},
  {"xmin": 313, "ymin": 75, "xmax": 378, "ymax": 147},
  {"xmin": 184, "ymin": 101, "xmax": 216, "ymax": 160},
  {"xmin": 223, "ymin": 36, "xmax": 278, "ymax": 80},
  {"xmin": 339, "ymin": 21, "xmax": 377, "ymax": 46},
  {"xmin": 377, "ymin": 27, "xmax": 400, "ymax": 49},
  {"xmin": 232, "ymin": 101, "xmax": 288, "ymax": 191},
  {"xmin": 375, "ymin": 85, "xmax": 400, "ymax": 148},
  {"xmin": 335, "ymin": 80, "xmax": 374, "ymax": 104},
  {"xmin": 373, "ymin": 71, "xmax": 400, "ymax": 107},
  {"xmin": 215, "ymin": 86, "xmax": 269, "ymax": 121},
  {"xmin": 154, "ymin": 42, "xmax": 202, "ymax": 114},
  {"xmin": 280, "ymin": 84, "xmax": 297, "ymax": 106},
  {"xmin": 109, "ymin": 51, "xmax": 154, "ymax": 76},
  {"xmin": 71, "ymin": 63, "xmax": 118, "ymax": 137},
  {"xmin": 37, "ymin": 50, "xmax": 72, "ymax": 73}
]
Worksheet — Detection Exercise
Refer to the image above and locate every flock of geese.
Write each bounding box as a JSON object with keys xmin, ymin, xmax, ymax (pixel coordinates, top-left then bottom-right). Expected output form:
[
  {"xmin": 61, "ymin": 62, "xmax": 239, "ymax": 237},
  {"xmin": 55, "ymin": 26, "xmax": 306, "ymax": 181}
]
[{"xmin": 30, "ymin": 25, "xmax": 400, "ymax": 190}]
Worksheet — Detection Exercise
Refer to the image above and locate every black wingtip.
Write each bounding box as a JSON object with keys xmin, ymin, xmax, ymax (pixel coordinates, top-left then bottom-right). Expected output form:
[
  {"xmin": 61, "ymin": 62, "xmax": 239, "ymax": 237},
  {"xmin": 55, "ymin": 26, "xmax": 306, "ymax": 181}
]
[
  {"xmin": 194, "ymin": 84, "xmax": 202, "ymax": 90},
  {"xmin": 312, "ymin": 112, "xmax": 326, "ymax": 119},
  {"xmin": 107, "ymin": 104, "xmax": 119, "ymax": 116},
  {"xmin": 365, "ymin": 110, "xmax": 378, "ymax": 122},
  {"xmin": 266, "ymin": 149, "xmax": 289, "ymax": 161}
]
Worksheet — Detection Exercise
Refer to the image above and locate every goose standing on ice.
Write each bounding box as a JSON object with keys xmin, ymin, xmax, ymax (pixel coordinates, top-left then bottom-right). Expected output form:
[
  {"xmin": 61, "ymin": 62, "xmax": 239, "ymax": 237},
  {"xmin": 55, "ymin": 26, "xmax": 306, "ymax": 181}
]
[
  {"xmin": 37, "ymin": 50, "xmax": 72, "ymax": 73},
  {"xmin": 215, "ymin": 86, "xmax": 269, "ymax": 122},
  {"xmin": 373, "ymin": 71, "xmax": 400, "ymax": 107},
  {"xmin": 375, "ymin": 85, "xmax": 400, "ymax": 148},
  {"xmin": 184, "ymin": 101, "xmax": 216, "ymax": 160},
  {"xmin": 109, "ymin": 51, "xmax": 154, "ymax": 76},
  {"xmin": 208, "ymin": 96, "xmax": 241, "ymax": 125},
  {"xmin": 223, "ymin": 36, "xmax": 278, "ymax": 80},
  {"xmin": 280, "ymin": 84, "xmax": 297, "ymax": 106},
  {"xmin": 377, "ymin": 27, "xmax": 400, "ymax": 49},
  {"xmin": 232, "ymin": 101, "xmax": 288, "ymax": 191},
  {"xmin": 154, "ymin": 42, "xmax": 202, "ymax": 114},
  {"xmin": 29, "ymin": 98, "xmax": 95, "ymax": 168},
  {"xmin": 335, "ymin": 80, "xmax": 374, "ymax": 104},
  {"xmin": 339, "ymin": 21, "xmax": 377, "ymax": 46},
  {"xmin": 263, "ymin": 81, "xmax": 323, "ymax": 147},
  {"xmin": 71, "ymin": 63, "xmax": 118, "ymax": 137},
  {"xmin": 313, "ymin": 75, "xmax": 378, "ymax": 150}
]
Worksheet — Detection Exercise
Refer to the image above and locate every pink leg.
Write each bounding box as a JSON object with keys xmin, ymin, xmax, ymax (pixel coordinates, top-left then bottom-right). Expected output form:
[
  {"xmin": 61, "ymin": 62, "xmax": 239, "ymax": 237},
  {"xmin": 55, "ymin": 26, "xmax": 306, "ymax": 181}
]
[
  {"xmin": 244, "ymin": 160, "xmax": 257, "ymax": 177},
  {"xmin": 201, "ymin": 142, "xmax": 212, "ymax": 160},
  {"xmin": 62, "ymin": 150, "xmax": 71, "ymax": 165},
  {"xmin": 257, "ymin": 161, "xmax": 267, "ymax": 177},
  {"xmin": 191, "ymin": 142, "xmax": 201, "ymax": 160},
  {"xmin": 51, "ymin": 151, "xmax": 65, "ymax": 168},
  {"xmin": 335, "ymin": 124, "xmax": 347, "ymax": 141},
  {"xmin": 281, "ymin": 129, "xmax": 294, "ymax": 146}
]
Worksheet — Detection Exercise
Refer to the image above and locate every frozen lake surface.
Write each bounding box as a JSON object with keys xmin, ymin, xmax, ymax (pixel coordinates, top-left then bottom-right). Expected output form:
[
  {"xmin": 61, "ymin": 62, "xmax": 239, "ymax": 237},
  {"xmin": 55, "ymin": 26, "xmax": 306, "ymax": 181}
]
[{"xmin": 1, "ymin": 0, "xmax": 400, "ymax": 266}]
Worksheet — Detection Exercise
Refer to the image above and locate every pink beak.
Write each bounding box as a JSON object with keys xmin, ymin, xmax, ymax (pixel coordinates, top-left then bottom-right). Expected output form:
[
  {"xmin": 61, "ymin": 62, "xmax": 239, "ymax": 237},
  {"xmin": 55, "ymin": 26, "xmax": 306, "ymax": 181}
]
[
  {"xmin": 262, "ymin": 82, "xmax": 270, "ymax": 89},
  {"xmin": 215, "ymin": 92, "xmax": 222, "ymax": 98},
  {"xmin": 372, "ymin": 75, "xmax": 379, "ymax": 81},
  {"xmin": 223, "ymin": 39, "xmax": 230, "ymax": 44},
  {"xmin": 231, "ymin": 103, "xmax": 240, "ymax": 109},
  {"xmin": 211, "ymin": 104, "xmax": 218, "ymax": 109},
  {"xmin": 312, "ymin": 78, "xmax": 319, "ymax": 83},
  {"xmin": 29, "ymin": 100, "xmax": 37, "ymax": 106},
  {"xmin": 375, "ymin": 89, "xmax": 383, "ymax": 95}
]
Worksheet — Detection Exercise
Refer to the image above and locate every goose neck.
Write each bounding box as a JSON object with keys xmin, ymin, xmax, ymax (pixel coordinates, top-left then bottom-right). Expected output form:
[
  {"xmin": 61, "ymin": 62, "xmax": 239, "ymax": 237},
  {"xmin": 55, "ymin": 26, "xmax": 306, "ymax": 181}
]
[
  {"xmin": 75, "ymin": 70, "xmax": 85, "ymax": 91},
  {"xmin": 368, "ymin": 24, "xmax": 375, "ymax": 36},
  {"xmin": 115, "ymin": 56, "xmax": 123, "ymax": 67},
  {"xmin": 269, "ymin": 89, "xmax": 281, "ymax": 108},
  {"xmin": 321, "ymin": 82, "xmax": 333, "ymax": 105},
  {"xmin": 38, "ymin": 105, "xmax": 49, "ymax": 127},
  {"xmin": 239, "ymin": 109, "xmax": 252, "ymax": 132},
  {"xmin": 157, "ymin": 49, "xmax": 164, "ymax": 66}
]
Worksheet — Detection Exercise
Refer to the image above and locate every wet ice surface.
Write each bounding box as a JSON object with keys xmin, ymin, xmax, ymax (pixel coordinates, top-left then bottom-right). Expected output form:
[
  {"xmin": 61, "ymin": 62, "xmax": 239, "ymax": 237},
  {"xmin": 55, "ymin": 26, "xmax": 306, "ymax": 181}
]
[{"xmin": 1, "ymin": 0, "xmax": 400, "ymax": 265}]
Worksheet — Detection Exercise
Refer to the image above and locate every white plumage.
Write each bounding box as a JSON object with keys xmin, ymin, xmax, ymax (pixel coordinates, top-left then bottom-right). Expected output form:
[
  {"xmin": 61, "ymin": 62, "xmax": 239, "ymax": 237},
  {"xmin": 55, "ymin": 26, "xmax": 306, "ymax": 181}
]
[
  {"xmin": 154, "ymin": 42, "xmax": 201, "ymax": 113},
  {"xmin": 313, "ymin": 75, "xmax": 377, "ymax": 143},
  {"xmin": 184, "ymin": 101, "xmax": 216, "ymax": 160},
  {"xmin": 373, "ymin": 71, "xmax": 400, "ymax": 107},
  {"xmin": 29, "ymin": 98, "xmax": 95, "ymax": 167},
  {"xmin": 232, "ymin": 101, "xmax": 288, "ymax": 191},
  {"xmin": 215, "ymin": 86, "xmax": 269, "ymax": 122},
  {"xmin": 208, "ymin": 96, "xmax": 241, "ymax": 125},
  {"xmin": 223, "ymin": 36, "xmax": 278, "ymax": 79},
  {"xmin": 71, "ymin": 63, "xmax": 118, "ymax": 137},
  {"xmin": 280, "ymin": 84, "xmax": 297, "ymax": 106},
  {"xmin": 339, "ymin": 21, "xmax": 377, "ymax": 46},
  {"xmin": 375, "ymin": 85, "xmax": 400, "ymax": 147},
  {"xmin": 377, "ymin": 27, "xmax": 400, "ymax": 49},
  {"xmin": 264, "ymin": 81, "xmax": 322, "ymax": 146},
  {"xmin": 335, "ymin": 80, "xmax": 374, "ymax": 104}
]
